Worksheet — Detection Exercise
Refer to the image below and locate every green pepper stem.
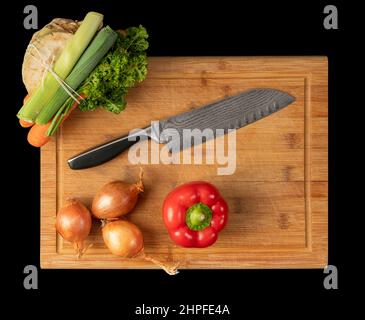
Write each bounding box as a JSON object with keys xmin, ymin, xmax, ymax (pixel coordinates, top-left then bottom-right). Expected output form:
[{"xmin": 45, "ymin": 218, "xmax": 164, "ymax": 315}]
[{"xmin": 185, "ymin": 203, "xmax": 212, "ymax": 231}]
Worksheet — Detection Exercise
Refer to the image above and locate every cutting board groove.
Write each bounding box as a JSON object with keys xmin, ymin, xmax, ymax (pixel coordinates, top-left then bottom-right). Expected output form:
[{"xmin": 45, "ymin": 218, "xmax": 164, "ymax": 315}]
[{"xmin": 41, "ymin": 57, "xmax": 328, "ymax": 269}]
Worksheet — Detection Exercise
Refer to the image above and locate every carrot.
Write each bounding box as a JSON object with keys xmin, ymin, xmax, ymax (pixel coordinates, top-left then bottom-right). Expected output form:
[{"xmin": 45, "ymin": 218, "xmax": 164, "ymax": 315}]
[
  {"xmin": 19, "ymin": 119, "xmax": 34, "ymax": 128},
  {"xmin": 19, "ymin": 94, "xmax": 34, "ymax": 128},
  {"xmin": 27, "ymin": 99, "xmax": 80, "ymax": 147},
  {"xmin": 27, "ymin": 122, "xmax": 52, "ymax": 147}
]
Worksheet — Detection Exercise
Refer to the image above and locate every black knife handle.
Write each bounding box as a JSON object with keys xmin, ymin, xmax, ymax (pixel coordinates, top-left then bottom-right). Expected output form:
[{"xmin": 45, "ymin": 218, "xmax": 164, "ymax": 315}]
[{"xmin": 68, "ymin": 130, "xmax": 148, "ymax": 170}]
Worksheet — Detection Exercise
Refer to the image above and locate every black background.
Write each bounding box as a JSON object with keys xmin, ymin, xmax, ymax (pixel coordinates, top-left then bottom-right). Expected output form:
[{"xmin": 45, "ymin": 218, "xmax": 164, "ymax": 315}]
[{"xmin": 12, "ymin": 0, "xmax": 351, "ymax": 315}]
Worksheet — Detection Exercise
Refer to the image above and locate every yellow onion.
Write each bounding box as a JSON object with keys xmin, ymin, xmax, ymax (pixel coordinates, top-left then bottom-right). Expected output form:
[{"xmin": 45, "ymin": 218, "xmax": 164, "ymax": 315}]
[
  {"xmin": 102, "ymin": 220, "xmax": 143, "ymax": 258},
  {"xmin": 92, "ymin": 172, "xmax": 144, "ymax": 219},
  {"xmin": 102, "ymin": 219, "xmax": 179, "ymax": 275},
  {"xmin": 55, "ymin": 199, "xmax": 92, "ymax": 256}
]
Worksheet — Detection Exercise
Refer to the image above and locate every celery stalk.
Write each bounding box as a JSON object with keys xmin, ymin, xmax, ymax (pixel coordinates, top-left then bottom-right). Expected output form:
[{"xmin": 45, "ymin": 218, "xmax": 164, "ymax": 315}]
[
  {"xmin": 36, "ymin": 26, "xmax": 117, "ymax": 124},
  {"xmin": 17, "ymin": 12, "xmax": 103, "ymax": 122},
  {"xmin": 47, "ymin": 99, "xmax": 71, "ymax": 136}
]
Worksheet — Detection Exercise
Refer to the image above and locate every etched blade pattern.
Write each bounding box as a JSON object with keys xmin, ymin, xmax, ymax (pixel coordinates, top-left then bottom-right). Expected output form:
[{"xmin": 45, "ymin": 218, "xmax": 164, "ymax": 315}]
[{"xmin": 155, "ymin": 88, "xmax": 295, "ymax": 150}]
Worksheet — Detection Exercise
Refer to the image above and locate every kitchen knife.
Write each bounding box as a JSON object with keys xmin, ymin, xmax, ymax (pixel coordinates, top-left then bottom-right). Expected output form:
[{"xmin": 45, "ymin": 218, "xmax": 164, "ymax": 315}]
[{"xmin": 68, "ymin": 88, "xmax": 295, "ymax": 170}]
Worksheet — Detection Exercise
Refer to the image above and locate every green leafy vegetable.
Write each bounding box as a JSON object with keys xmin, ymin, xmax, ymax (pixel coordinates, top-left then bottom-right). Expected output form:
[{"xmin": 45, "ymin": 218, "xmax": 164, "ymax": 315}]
[{"xmin": 77, "ymin": 25, "xmax": 149, "ymax": 114}]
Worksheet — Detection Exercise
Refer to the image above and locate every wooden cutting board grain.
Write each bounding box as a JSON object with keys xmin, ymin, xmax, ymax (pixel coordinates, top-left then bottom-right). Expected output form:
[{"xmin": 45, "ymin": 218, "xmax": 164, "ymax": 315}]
[{"xmin": 41, "ymin": 57, "xmax": 328, "ymax": 269}]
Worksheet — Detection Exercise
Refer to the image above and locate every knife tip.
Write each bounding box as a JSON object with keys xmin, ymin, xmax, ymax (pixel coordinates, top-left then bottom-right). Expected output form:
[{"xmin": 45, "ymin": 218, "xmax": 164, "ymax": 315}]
[
  {"xmin": 67, "ymin": 158, "xmax": 80, "ymax": 170},
  {"xmin": 288, "ymin": 93, "xmax": 296, "ymax": 104}
]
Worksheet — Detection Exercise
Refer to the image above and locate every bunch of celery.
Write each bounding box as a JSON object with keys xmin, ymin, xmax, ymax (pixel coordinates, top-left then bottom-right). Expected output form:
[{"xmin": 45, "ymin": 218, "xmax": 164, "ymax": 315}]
[
  {"xmin": 17, "ymin": 11, "xmax": 104, "ymax": 122},
  {"xmin": 37, "ymin": 26, "xmax": 118, "ymax": 125},
  {"xmin": 46, "ymin": 25, "xmax": 149, "ymax": 137},
  {"xmin": 17, "ymin": 12, "xmax": 149, "ymax": 146}
]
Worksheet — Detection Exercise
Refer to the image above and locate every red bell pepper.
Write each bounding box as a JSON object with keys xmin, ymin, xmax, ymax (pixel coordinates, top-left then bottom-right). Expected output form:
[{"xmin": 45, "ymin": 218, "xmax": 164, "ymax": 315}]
[{"xmin": 162, "ymin": 181, "xmax": 228, "ymax": 248}]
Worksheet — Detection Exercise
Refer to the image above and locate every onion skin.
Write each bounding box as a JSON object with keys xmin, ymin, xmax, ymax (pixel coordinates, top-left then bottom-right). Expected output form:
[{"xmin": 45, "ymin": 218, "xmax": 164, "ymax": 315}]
[
  {"xmin": 55, "ymin": 199, "xmax": 92, "ymax": 244},
  {"xmin": 92, "ymin": 180, "xmax": 143, "ymax": 219},
  {"xmin": 102, "ymin": 220, "xmax": 144, "ymax": 258}
]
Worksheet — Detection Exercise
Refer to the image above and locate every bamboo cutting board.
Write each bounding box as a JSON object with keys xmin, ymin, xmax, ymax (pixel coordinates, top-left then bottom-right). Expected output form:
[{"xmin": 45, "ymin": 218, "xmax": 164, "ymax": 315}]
[{"xmin": 41, "ymin": 57, "xmax": 328, "ymax": 269}]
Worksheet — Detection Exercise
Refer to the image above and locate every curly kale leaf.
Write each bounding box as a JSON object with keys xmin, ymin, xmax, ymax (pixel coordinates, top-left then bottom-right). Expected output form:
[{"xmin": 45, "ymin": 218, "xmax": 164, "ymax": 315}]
[{"xmin": 78, "ymin": 25, "xmax": 148, "ymax": 114}]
